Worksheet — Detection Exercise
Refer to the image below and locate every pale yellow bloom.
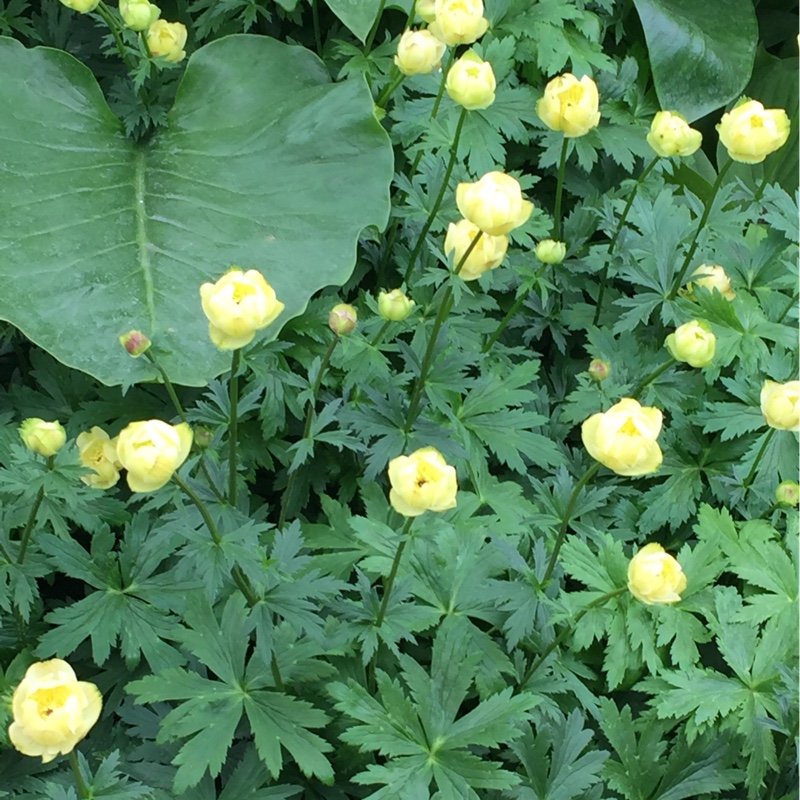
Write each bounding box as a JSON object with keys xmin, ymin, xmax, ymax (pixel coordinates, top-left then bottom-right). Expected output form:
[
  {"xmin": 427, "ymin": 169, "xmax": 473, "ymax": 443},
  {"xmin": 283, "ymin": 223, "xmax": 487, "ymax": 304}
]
[
  {"xmin": 717, "ymin": 99, "xmax": 790, "ymax": 164},
  {"xmin": 628, "ymin": 543, "xmax": 687, "ymax": 605},
  {"xmin": 760, "ymin": 380, "xmax": 800, "ymax": 431},
  {"xmin": 58, "ymin": 0, "xmax": 99, "ymax": 12},
  {"xmin": 120, "ymin": 0, "xmax": 160, "ymax": 31},
  {"xmin": 76, "ymin": 427, "xmax": 123, "ymax": 489},
  {"xmin": 378, "ymin": 289, "xmax": 415, "ymax": 321},
  {"xmin": 416, "ymin": 0, "xmax": 436, "ymax": 23},
  {"xmin": 394, "ymin": 29, "xmax": 446, "ymax": 76},
  {"xmin": 328, "ymin": 303, "xmax": 358, "ymax": 335},
  {"xmin": 445, "ymin": 218, "xmax": 508, "ymax": 280},
  {"xmin": 116, "ymin": 420, "xmax": 193, "ymax": 492},
  {"xmin": 19, "ymin": 419, "xmax": 66, "ymax": 458},
  {"xmin": 388, "ymin": 447, "xmax": 458, "ymax": 516},
  {"xmin": 428, "ymin": 0, "xmax": 488, "ymax": 46},
  {"xmin": 664, "ymin": 320, "xmax": 715, "ymax": 368},
  {"xmin": 535, "ymin": 239, "xmax": 566, "ymax": 264},
  {"xmin": 687, "ymin": 264, "xmax": 736, "ymax": 301},
  {"xmin": 456, "ymin": 171, "xmax": 533, "ymax": 236},
  {"xmin": 147, "ymin": 19, "xmax": 187, "ymax": 63},
  {"xmin": 647, "ymin": 111, "xmax": 702, "ymax": 158},
  {"xmin": 537, "ymin": 73, "xmax": 600, "ymax": 138},
  {"xmin": 445, "ymin": 50, "xmax": 496, "ymax": 110}
]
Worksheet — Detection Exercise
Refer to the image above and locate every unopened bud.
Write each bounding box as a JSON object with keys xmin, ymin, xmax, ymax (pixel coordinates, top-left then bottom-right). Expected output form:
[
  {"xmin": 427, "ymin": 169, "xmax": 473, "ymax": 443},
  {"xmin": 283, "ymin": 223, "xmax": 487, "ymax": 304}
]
[
  {"xmin": 119, "ymin": 0, "xmax": 160, "ymax": 31},
  {"xmin": 119, "ymin": 330, "xmax": 151, "ymax": 357},
  {"xmin": 535, "ymin": 239, "xmax": 566, "ymax": 264},
  {"xmin": 776, "ymin": 480, "xmax": 799, "ymax": 507},
  {"xmin": 378, "ymin": 289, "xmax": 415, "ymax": 322},
  {"xmin": 328, "ymin": 303, "xmax": 358, "ymax": 335},
  {"xmin": 589, "ymin": 359, "xmax": 611, "ymax": 382},
  {"xmin": 194, "ymin": 426, "xmax": 214, "ymax": 449},
  {"xmin": 19, "ymin": 418, "xmax": 66, "ymax": 457}
]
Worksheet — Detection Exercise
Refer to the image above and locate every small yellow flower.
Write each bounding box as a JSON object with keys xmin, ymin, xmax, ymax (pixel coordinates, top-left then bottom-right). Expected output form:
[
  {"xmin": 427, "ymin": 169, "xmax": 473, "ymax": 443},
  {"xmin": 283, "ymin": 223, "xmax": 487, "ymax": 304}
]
[
  {"xmin": 534, "ymin": 239, "xmax": 566, "ymax": 264},
  {"xmin": 9, "ymin": 659, "xmax": 102, "ymax": 763},
  {"xmin": 200, "ymin": 268, "xmax": 285, "ymax": 350},
  {"xmin": 537, "ymin": 73, "xmax": 601, "ymax": 138},
  {"xmin": 146, "ymin": 19, "xmax": 188, "ymax": 63},
  {"xmin": 647, "ymin": 111, "xmax": 702, "ymax": 158},
  {"xmin": 760, "ymin": 380, "xmax": 800, "ymax": 431},
  {"xmin": 119, "ymin": 0, "xmax": 160, "ymax": 31},
  {"xmin": 416, "ymin": 0, "xmax": 437, "ymax": 23},
  {"xmin": 717, "ymin": 99, "xmax": 790, "ymax": 164},
  {"xmin": 118, "ymin": 330, "xmax": 151, "ymax": 357},
  {"xmin": 627, "ymin": 543, "xmax": 687, "ymax": 605},
  {"xmin": 428, "ymin": 0, "xmax": 488, "ymax": 46},
  {"xmin": 581, "ymin": 398, "xmax": 663, "ymax": 477},
  {"xmin": 328, "ymin": 303, "xmax": 358, "ymax": 335},
  {"xmin": 58, "ymin": 0, "xmax": 100, "ymax": 12},
  {"xmin": 76, "ymin": 427, "xmax": 123, "ymax": 489},
  {"xmin": 394, "ymin": 29, "xmax": 447, "ymax": 76},
  {"xmin": 19, "ymin": 419, "xmax": 66, "ymax": 458},
  {"xmin": 378, "ymin": 289, "xmax": 415, "ymax": 322},
  {"xmin": 445, "ymin": 50, "xmax": 496, "ymax": 110},
  {"xmin": 116, "ymin": 420, "xmax": 193, "ymax": 492},
  {"xmin": 664, "ymin": 320, "xmax": 715, "ymax": 368},
  {"xmin": 387, "ymin": 447, "xmax": 458, "ymax": 517},
  {"xmin": 444, "ymin": 218, "xmax": 508, "ymax": 280},
  {"xmin": 686, "ymin": 264, "xmax": 736, "ymax": 301},
  {"xmin": 455, "ymin": 171, "xmax": 533, "ymax": 236}
]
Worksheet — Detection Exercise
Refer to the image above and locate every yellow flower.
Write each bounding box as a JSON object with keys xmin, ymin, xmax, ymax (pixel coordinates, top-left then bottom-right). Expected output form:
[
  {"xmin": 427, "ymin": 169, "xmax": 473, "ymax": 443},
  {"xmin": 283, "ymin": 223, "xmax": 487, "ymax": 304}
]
[
  {"xmin": 428, "ymin": 0, "xmax": 488, "ymax": 46},
  {"xmin": 581, "ymin": 398, "xmax": 663, "ymax": 476},
  {"xmin": 416, "ymin": 0, "xmax": 436, "ymax": 23},
  {"xmin": 19, "ymin": 419, "xmax": 66, "ymax": 458},
  {"xmin": 200, "ymin": 268, "xmax": 285, "ymax": 350},
  {"xmin": 760, "ymin": 380, "xmax": 800, "ymax": 431},
  {"xmin": 686, "ymin": 264, "xmax": 736, "ymax": 301},
  {"xmin": 58, "ymin": 0, "xmax": 99, "ymax": 12},
  {"xmin": 328, "ymin": 303, "xmax": 358, "ymax": 335},
  {"xmin": 378, "ymin": 289, "xmax": 415, "ymax": 322},
  {"xmin": 445, "ymin": 50, "xmax": 496, "ymax": 110},
  {"xmin": 647, "ymin": 111, "xmax": 702, "ymax": 158},
  {"xmin": 628, "ymin": 543, "xmax": 687, "ymax": 605},
  {"xmin": 717, "ymin": 99, "xmax": 790, "ymax": 164},
  {"xmin": 76, "ymin": 427, "xmax": 123, "ymax": 489},
  {"xmin": 116, "ymin": 420, "xmax": 193, "ymax": 492},
  {"xmin": 534, "ymin": 239, "xmax": 566, "ymax": 264},
  {"xmin": 388, "ymin": 447, "xmax": 458, "ymax": 517},
  {"xmin": 119, "ymin": 0, "xmax": 160, "ymax": 31},
  {"xmin": 456, "ymin": 171, "xmax": 533, "ymax": 236},
  {"xmin": 146, "ymin": 19, "xmax": 188, "ymax": 63},
  {"xmin": 118, "ymin": 329, "xmax": 151, "ymax": 357},
  {"xmin": 664, "ymin": 320, "xmax": 715, "ymax": 368},
  {"xmin": 444, "ymin": 218, "xmax": 508, "ymax": 280},
  {"xmin": 9, "ymin": 659, "xmax": 102, "ymax": 763},
  {"xmin": 394, "ymin": 29, "xmax": 447, "ymax": 76},
  {"xmin": 536, "ymin": 73, "xmax": 601, "ymax": 138}
]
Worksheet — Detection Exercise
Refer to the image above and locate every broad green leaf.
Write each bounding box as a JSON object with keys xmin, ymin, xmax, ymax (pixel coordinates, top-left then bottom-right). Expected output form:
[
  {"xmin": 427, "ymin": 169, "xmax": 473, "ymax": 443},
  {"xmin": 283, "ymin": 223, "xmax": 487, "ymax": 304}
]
[
  {"xmin": 631, "ymin": 0, "xmax": 757, "ymax": 121},
  {"xmin": 0, "ymin": 35, "xmax": 391, "ymax": 386},
  {"xmin": 323, "ymin": 0, "xmax": 383, "ymax": 42}
]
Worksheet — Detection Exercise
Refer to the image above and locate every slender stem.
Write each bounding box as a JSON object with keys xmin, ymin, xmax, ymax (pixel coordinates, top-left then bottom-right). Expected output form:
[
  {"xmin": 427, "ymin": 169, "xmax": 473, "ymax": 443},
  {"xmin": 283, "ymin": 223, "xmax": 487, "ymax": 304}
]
[
  {"xmin": 742, "ymin": 428, "xmax": 776, "ymax": 491},
  {"xmin": 776, "ymin": 291, "xmax": 798, "ymax": 324},
  {"xmin": 552, "ymin": 137, "xmax": 569, "ymax": 241},
  {"xmin": 629, "ymin": 358, "xmax": 675, "ymax": 400},
  {"xmin": 593, "ymin": 156, "xmax": 660, "ymax": 325},
  {"xmin": 764, "ymin": 717, "xmax": 799, "ymax": 800},
  {"xmin": 96, "ymin": 1, "xmax": 136, "ymax": 73},
  {"xmin": 403, "ymin": 107, "xmax": 468, "ymax": 284},
  {"xmin": 0, "ymin": 538, "xmax": 12, "ymax": 564},
  {"xmin": 669, "ymin": 160, "xmax": 733, "ymax": 299},
  {"xmin": 429, "ymin": 49, "xmax": 455, "ymax": 121},
  {"xmin": 375, "ymin": 518, "xmax": 414, "ymax": 627},
  {"xmin": 69, "ymin": 750, "xmax": 89, "ymax": 799},
  {"xmin": 542, "ymin": 462, "xmax": 601, "ymax": 585},
  {"xmin": 518, "ymin": 587, "xmax": 627, "ymax": 690},
  {"xmin": 228, "ymin": 349, "xmax": 241, "ymax": 506},
  {"xmin": 370, "ymin": 319, "xmax": 393, "ymax": 348},
  {"xmin": 312, "ymin": 0, "xmax": 322, "ymax": 55},
  {"xmin": 376, "ymin": 70, "xmax": 406, "ymax": 108},
  {"xmin": 17, "ymin": 456, "xmax": 54, "ymax": 565},
  {"xmin": 363, "ymin": 0, "xmax": 386, "ymax": 55}
]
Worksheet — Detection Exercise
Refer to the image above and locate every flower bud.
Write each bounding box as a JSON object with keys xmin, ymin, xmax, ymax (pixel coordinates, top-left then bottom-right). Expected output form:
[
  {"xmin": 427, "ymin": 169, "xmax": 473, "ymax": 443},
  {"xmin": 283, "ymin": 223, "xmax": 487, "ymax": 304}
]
[
  {"xmin": 664, "ymin": 320, "xmax": 715, "ymax": 368},
  {"xmin": 194, "ymin": 426, "xmax": 214, "ymax": 449},
  {"xmin": 19, "ymin": 419, "xmax": 66, "ymax": 458},
  {"xmin": 627, "ymin": 543, "xmax": 687, "ymax": 605},
  {"xmin": 116, "ymin": 420, "xmax": 193, "ymax": 492},
  {"xmin": 76, "ymin": 427, "xmax": 122, "ymax": 489},
  {"xmin": 445, "ymin": 50, "xmax": 496, "ymax": 110},
  {"xmin": 146, "ymin": 19, "xmax": 188, "ymax": 63},
  {"xmin": 378, "ymin": 289, "xmax": 415, "ymax": 322},
  {"xmin": 445, "ymin": 219, "xmax": 508, "ymax": 281},
  {"xmin": 776, "ymin": 480, "xmax": 800, "ymax": 507},
  {"xmin": 388, "ymin": 447, "xmax": 458, "ymax": 516},
  {"xmin": 535, "ymin": 239, "xmax": 566, "ymax": 264},
  {"xmin": 328, "ymin": 303, "xmax": 358, "ymax": 335},
  {"xmin": 717, "ymin": 99, "xmax": 791, "ymax": 164},
  {"xmin": 119, "ymin": 0, "xmax": 160, "ymax": 31},
  {"xmin": 760, "ymin": 380, "xmax": 800, "ymax": 431},
  {"xmin": 537, "ymin": 73, "xmax": 601, "ymax": 138},
  {"xmin": 58, "ymin": 0, "xmax": 100, "ymax": 12},
  {"xmin": 685, "ymin": 264, "xmax": 735, "ymax": 301},
  {"xmin": 416, "ymin": 0, "xmax": 436, "ymax": 23},
  {"xmin": 428, "ymin": 0, "xmax": 488, "ymax": 46},
  {"xmin": 456, "ymin": 171, "xmax": 533, "ymax": 236},
  {"xmin": 9, "ymin": 659, "xmax": 102, "ymax": 763},
  {"xmin": 588, "ymin": 359, "xmax": 610, "ymax": 382},
  {"xmin": 119, "ymin": 330, "xmax": 151, "ymax": 357},
  {"xmin": 647, "ymin": 111, "xmax": 702, "ymax": 158},
  {"xmin": 394, "ymin": 29, "xmax": 446, "ymax": 76}
]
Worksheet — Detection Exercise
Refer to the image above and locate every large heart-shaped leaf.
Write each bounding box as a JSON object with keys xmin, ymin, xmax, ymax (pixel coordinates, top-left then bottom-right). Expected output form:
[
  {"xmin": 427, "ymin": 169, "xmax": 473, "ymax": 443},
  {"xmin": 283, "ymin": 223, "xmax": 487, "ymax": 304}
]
[
  {"xmin": 0, "ymin": 35, "xmax": 392, "ymax": 386},
  {"xmin": 632, "ymin": 0, "xmax": 758, "ymax": 122}
]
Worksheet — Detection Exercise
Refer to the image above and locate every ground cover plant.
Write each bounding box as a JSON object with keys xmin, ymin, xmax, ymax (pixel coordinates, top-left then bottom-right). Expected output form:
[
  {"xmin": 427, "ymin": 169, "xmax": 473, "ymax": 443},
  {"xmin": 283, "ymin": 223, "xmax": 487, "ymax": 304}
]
[{"xmin": 0, "ymin": 0, "xmax": 798, "ymax": 798}]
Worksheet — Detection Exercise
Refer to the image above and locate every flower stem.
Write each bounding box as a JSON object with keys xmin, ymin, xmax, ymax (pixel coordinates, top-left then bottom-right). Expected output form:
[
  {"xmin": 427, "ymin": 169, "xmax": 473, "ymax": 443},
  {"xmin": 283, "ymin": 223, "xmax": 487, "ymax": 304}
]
[
  {"xmin": 228, "ymin": 349, "xmax": 241, "ymax": 506},
  {"xmin": 669, "ymin": 160, "xmax": 733, "ymax": 299},
  {"xmin": 363, "ymin": 0, "xmax": 386, "ymax": 55},
  {"xmin": 17, "ymin": 456, "xmax": 54, "ymax": 565},
  {"xmin": 552, "ymin": 137, "xmax": 569, "ymax": 241},
  {"xmin": 428, "ymin": 49, "xmax": 455, "ymax": 122},
  {"xmin": 375, "ymin": 517, "xmax": 414, "ymax": 627},
  {"xmin": 370, "ymin": 320, "xmax": 393, "ymax": 348},
  {"xmin": 629, "ymin": 358, "xmax": 676, "ymax": 400},
  {"xmin": 593, "ymin": 156, "xmax": 659, "ymax": 325},
  {"xmin": 742, "ymin": 427, "xmax": 776, "ymax": 491},
  {"xmin": 518, "ymin": 586, "xmax": 626, "ymax": 690},
  {"xmin": 312, "ymin": 0, "xmax": 322, "ymax": 55},
  {"xmin": 403, "ymin": 106, "xmax": 468, "ymax": 284},
  {"xmin": 376, "ymin": 69, "xmax": 406, "ymax": 108},
  {"xmin": 776, "ymin": 291, "xmax": 798, "ymax": 324},
  {"xmin": 68, "ymin": 750, "xmax": 89, "ymax": 799},
  {"xmin": 96, "ymin": 1, "xmax": 136, "ymax": 73}
]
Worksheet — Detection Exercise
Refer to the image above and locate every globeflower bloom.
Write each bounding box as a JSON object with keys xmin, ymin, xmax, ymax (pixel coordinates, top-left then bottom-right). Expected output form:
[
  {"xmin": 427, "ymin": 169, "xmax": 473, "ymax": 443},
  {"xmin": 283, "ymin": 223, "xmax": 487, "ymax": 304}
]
[
  {"xmin": 388, "ymin": 447, "xmax": 458, "ymax": 517},
  {"xmin": 328, "ymin": 303, "xmax": 358, "ymax": 335},
  {"xmin": 686, "ymin": 264, "xmax": 736, "ymax": 301},
  {"xmin": 9, "ymin": 659, "xmax": 102, "ymax": 763},
  {"xmin": 58, "ymin": 0, "xmax": 99, "ymax": 11},
  {"xmin": 760, "ymin": 380, "xmax": 800, "ymax": 431},
  {"xmin": 647, "ymin": 111, "xmax": 702, "ymax": 158},
  {"xmin": 627, "ymin": 543, "xmax": 687, "ymax": 605},
  {"xmin": 536, "ymin": 73, "xmax": 600, "ymax": 138},
  {"xmin": 119, "ymin": 329, "xmax": 151, "ymax": 357},
  {"xmin": 394, "ymin": 29, "xmax": 446, "ymax": 76},
  {"xmin": 200, "ymin": 268, "xmax": 285, "ymax": 350},
  {"xmin": 119, "ymin": 0, "xmax": 160, "ymax": 31},
  {"xmin": 456, "ymin": 171, "xmax": 533, "ymax": 236},
  {"xmin": 116, "ymin": 420, "xmax": 193, "ymax": 492},
  {"xmin": 378, "ymin": 289, "xmax": 415, "ymax": 322},
  {"xmin": 146, "ymin": 19, "xmax": 187, "ymax": 63},
  {"xmin": 581, "ymin": 398, "xmax": 663, "ymax": 476},
  {"xmin": 76, "ymin": 427, "xmax": 123, "ymax": 489},
  {"xmin": 445, "ymin": 50, "xmax": 496, "ymax": 110},
  {"xmin": 664, "ymin": 320, "xmax": 715, "ymax": 368},
  {"xmin": 535, "ymin": 239, "xmax": 566, "ymax": 264},
  {"xmin": 19, "ymin": 419, "xmax": 66, "ymax": 458},
  {"xmin": 445, "ymin": 219, "xmax": 508, "ymax": 280},
  {"xmin": 428, "ymin": 0, "xmax": 488, "ymax": 46},
  {"xmin": 717, "ymin": 99, "xmax": 790, "ymax": 164}
]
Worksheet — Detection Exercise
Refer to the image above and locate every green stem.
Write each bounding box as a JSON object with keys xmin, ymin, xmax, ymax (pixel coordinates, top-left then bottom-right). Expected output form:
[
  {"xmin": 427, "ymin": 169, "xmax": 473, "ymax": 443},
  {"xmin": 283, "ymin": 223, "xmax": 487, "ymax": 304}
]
[
  {"xmin": 429, "ymin": 49, "xmax": 455, "ymax": 121},
  {"xmin": 518, "ymin": 587, "xmax": 626, "ymax": 690},
  {"xmin": 376, "ymin": 70, "xmax": 406, "ymax": 108},
  {"xmin": 0, "ymin": 538, "xmax": 12, "ymax": 564},
  {"xmin": 541, "ymin": 462, "xmax": 601, "ymax": 585},
  {"xmin": 312, "ymin": 0, "xmax": 322, "ymax": 55},
  {"xmin": 370, "ymin": 319, "xmax": 393, "ymax": 348},
  {"xmin": 593, "ymin": 156, "xmax": 660, "ymax": 325},
  {"xmin": 764, "ymin": 717, "xmax": 799, "ymax": 800},
  {"xmin": 669, "ymin": 160, "xmax": 733, "ymax": 299},
  {"xmin": 228, "ymin": 349, "xmax": 241, "ymax": 507},
  {"xmin": 68, "ymin": 750, "xmax": 89, "ymax": 799},
  {"xmin": 403, "ymin": 107, "xmax": 468, "ymax": 284},
  {"xmin": 96, "ymin": 1, "xmax": 136, "ymax": 73},
  {"xmin": 742, "ymin": 428, "xmax": 776, "ymax": 491},
  {"xmin": 363, "ymin": 0, "xmax": 386, "ymax": 55},
  {"xmin": 628, "ymin": 358, "xmax": 676, "ymax": 401},
  {"xmin": 776, "ymin": 291, "xmax": 798, "ymax": 324},
  {"xmin": 552, "ymin": 137, "xmax": 569, "ymax": 241},
  {"xmin": 375, "ymin": 518, "xmax": 414, "ymax": 627},
  {"xmin": 278, "ymin": 335, "xmax": 340, "ymax": 529},
  {"xmin": 17, "ymin": 456, "xmax": 54, "ymax": 565}
]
